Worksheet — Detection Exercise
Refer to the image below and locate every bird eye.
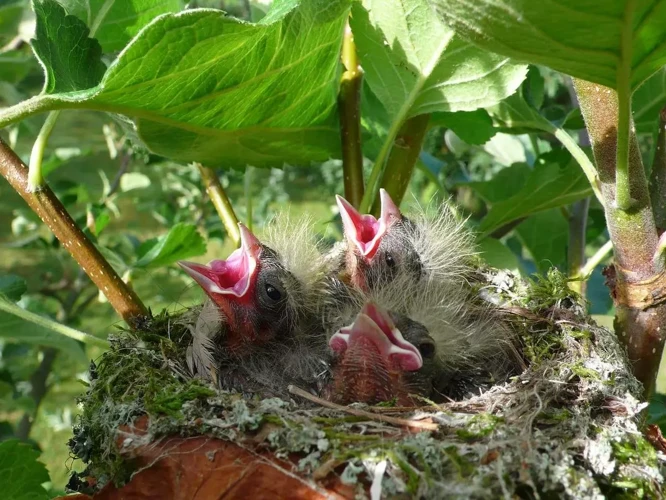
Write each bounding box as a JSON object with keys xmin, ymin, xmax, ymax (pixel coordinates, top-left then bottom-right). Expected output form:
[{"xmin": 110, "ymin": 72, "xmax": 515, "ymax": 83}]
[
  {"xmin": 418, "ymin": 341, "xmax": 436, "ymax": 359},
  {"xmin": 385, "ymin": 254, "xmax": 396, "ymax": 268},
  {"xmin": 265, "ymin": 283, "xmax": 282, "ymax": 301}
]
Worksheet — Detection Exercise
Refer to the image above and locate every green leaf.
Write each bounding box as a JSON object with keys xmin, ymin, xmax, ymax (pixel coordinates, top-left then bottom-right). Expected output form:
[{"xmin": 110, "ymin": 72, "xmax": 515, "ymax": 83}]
[
  {"xmin": 31, "ymin": 0, "xmax": 106, "ymax": 93},
  {"xmin": 431, "ymin": 0, "xmax": 666, "ymax": 92},
  {"xmin": 488, "ymin": 88, "xmax": 556, "ymax": 135},
  {"xmin": 134, "ymin": 223, "xmax": 206, "ymax": 269},
  {"xmin": 0, "ymin": 0, "xmax": 25, "ymax": 44},
  {"xmin": 515, "ymin": 209, "xmax": 568, "ymax": 273},
  {"xmin": 0, "ymin": 440, "xmax": 49, "ymax": 500},
  {"xmin": 0, "ymin": 53, "xmax": 33, "ymax": 84},
  {"xmin": 478, "ymin": 159, "xmax": 593, "ymax": 235},
  {"xmin": 350, "ymin": 0, "xmax": 527, "ymax": 121},
  {"xmin": 476, "ymin": 237, "xmax": 521, "ymax": 275},
  {"xmin": 0, "ymin": 274, "xmax": 27, "ymax": 301},
  {"xmin": 59, "ymin": 0, "xmax": 184, "ymax": 52},
  {"xmin": 633, "ymin": 68, "xmax": 666, "ymax": 135},
  {"xmin": 482, "ymin": 133, "xmax": 526, "ymax": 166},
  {"xmin": 429, "ymin": 109, "xmax": 496, "ymax": 145},
  {"xmin": 461, "ymin": 162, "xmax": 530, "ymax": 203}
]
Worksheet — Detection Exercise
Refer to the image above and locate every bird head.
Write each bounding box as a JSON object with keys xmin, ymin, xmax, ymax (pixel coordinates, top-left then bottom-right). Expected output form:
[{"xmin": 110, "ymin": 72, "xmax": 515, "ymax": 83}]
[
  {"xmin": 326, "ymin": 302, "xmax": 437, "ymax": 406},
  {"xmin": 179, "ymin": 223, "xmax": 299, "ymax": 354},
  {"xmin": 336, "ymin": 189, "xmax": 422, "ymax": 290}
]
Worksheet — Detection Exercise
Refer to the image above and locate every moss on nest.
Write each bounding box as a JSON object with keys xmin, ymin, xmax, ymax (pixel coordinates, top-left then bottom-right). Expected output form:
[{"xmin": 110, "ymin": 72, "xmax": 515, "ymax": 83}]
[{"xmin": 69, "ymin": 269, "xmax": 664, "ymax": 499}]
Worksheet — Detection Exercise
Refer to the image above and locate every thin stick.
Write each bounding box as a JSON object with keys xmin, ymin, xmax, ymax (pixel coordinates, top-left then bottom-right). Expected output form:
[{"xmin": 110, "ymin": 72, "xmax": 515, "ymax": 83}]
[
  {"xmin": 197, "ymin": 163, "xmax": 240, "ymax": 247},
  {"xmin": 580, "ymin": 240, "xmax": 614, "ymax": 278},
  {"xmin": 338, "ymin": 20, "xmax": 364, "ymax": 208},
  {"xmin": 0, "ymin": 137, "xmax": 148, "ymax": 326},
  {"xmin": 28, "ymin": 110, "xmax": 61, "ymax": 190},
  {"xmin": 287, "ymin": 385, "xmax": 438, "ymax": 431}
]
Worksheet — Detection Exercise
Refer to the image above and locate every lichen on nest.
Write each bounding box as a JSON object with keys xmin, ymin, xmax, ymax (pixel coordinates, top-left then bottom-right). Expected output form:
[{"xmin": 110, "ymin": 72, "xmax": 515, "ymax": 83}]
[{"xmin": 68, "ymin": 269, "xmax": 664, "ymax": 499}]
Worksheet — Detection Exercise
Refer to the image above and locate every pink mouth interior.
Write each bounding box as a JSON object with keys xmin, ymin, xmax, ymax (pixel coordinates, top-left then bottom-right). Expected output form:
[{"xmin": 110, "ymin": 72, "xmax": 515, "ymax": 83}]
[
  {"xmin": 329, "ymin": 303, "xmax": 423, "ymax": 371},
  {"xmin": 336, "ymin": 196, "xmax": 385, "ymax": 260}
]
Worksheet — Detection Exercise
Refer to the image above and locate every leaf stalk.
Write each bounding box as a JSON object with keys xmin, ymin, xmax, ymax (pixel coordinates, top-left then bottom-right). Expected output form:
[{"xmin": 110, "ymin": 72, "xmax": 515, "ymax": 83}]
[{"xmin": 197, "ymin": 163, "xmax": 240, "ymax": 247}]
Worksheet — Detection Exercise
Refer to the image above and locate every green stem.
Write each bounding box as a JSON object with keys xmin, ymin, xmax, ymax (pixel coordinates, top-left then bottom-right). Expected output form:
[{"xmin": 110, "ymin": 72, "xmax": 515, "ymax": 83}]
[
  {"xmin": 0, "ymin": 298, "xmax": 109, "ymax": 347},
  {"xmin": 28, "ymin": 110, "xmax": 60, "ymax": 191},
  {"xmin": 197, "ymin": 163, "xmax": 240, "ymax": 247},
  {"xmin": 0, "ymin": 94, "xmax": 57, "ymax": 129},
  {"xmin": 338, "ymin": 21, "xmax": 364, "ymax": 208},
  {"xmin": 372, "ymin": 114, "xmax": 430, "ymax": 214},
  {"xmin": 580, "ymin": 240, "xmax": 613, "ymax": 278},
  {"xmin": 649, "ymin": 106, "xmax": 666, "ymax": 230},
  {"xmin": 245, "ymin": 165, "xmax": 254, "ymax": 232},
  {"xmin": 0, "ymin": 137, "xmax": 149, "ymax": 326},
  {"xmin": 553, "ymin": 128, "xmax": 603, "ymax": 205}
]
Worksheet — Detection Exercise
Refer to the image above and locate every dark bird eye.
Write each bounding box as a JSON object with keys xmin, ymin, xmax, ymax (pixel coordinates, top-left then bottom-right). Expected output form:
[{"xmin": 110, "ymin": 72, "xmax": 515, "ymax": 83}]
[
  {"xmin": 418, "ymin": 341, "xmax": 436, "ymax": 359},
  {"xmin": 385, "ymin": 254, "xmax": 396, "ymax": 268},
  {"xmin": 265, "ymin": 283, "xmax": 282, "ymax": 301}
]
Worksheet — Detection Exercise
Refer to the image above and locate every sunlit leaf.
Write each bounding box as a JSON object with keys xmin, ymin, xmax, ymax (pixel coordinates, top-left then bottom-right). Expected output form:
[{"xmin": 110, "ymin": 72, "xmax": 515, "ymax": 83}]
[
  {"xmin": 0, "ymin": 440, "xmax": 49, "ymax": 500},
  {"xmin": 478, "ymin": 159, "xmax": 593, "ymax": 235},
  {"xmin": 59, "ymin": 0, "xmax": 184, "ymax": 52},
  {"xmin": 350, "ymin": 0, "xmax": 527, "ymax": 122},
  {"xmin": 31, "ymin": 0, "xmax": 106, "ymax": 93},
  {"xmin": 25, "ymin": 0, "xmax": 350, "ymax": 167},
  {"xmin": 431, "ymin": 0, "xmax": 666, "ymax": 91},
  {"xmin": 135, "ymin": 223, "xmax": 206, "ymax": 269}
]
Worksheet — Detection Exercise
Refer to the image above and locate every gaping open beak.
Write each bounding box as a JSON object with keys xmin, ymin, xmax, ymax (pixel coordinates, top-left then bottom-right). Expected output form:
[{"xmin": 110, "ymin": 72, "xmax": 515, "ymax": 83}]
[
  {"xmin": 336, "ymin": 189, "xmax": 401, "ymax": 261},
  {"xmin": 329, "ymin": 302, "xmax": 423, "ymax": 371},
  {"xmin": 178, "ymin": 223, "xmax": 262, "ymax": 299}
]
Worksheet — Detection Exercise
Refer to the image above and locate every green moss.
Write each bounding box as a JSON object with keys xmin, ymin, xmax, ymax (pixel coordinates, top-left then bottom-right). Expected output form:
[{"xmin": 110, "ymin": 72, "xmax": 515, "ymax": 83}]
[
  {"xmin": 526, "ymin": 268, "xmax": 583, "ymax": 310},
  {"xmin": 570, "ymin": 363, "xmax": 601, "ymax": 381},
  {"xmin": 456, "ymin": 413, "xmax": 503, "ymax": 441}
]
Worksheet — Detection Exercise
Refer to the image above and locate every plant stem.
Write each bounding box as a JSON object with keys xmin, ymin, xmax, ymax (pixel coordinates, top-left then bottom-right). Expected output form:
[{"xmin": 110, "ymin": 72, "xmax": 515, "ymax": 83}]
[
  {"xmin": 580, "ymin": 240, "xmax": 614, "ymax": 278},
  {"xmin": 28, "ymin": 110, "xmax": 60, "ymax": 191},
  {"xmin": 197, "ymin": 163, "xmax": 240, "ymax": 247},
  {"xmin": 0, "ymin": 94, "xmax": 57, "ymax": 129},
  {"xmin": 372, "ymin": 114, "xmax": 430, "ymax": 214},
  {"xmin": 552, "ymin": 128, "xmax": 603, "ymax": 205},
  {"xmin": 649, "ymin": 106, "xmax": 666, "ymax": 231},
  {"xmin": 574, "ymin": 79, "xmax": 664, "ymax": 399},
  {"xmin": 0, "ymin": 137, "xmax": 148, "ymax": 326},
  {"xmin": 245, "ymin": 165, "xmax": 254, "ymax": 232},
  {"xmin": 15, "ymin": 348, "xmax": 58, "ymax": 440},
  {"xmin": 567, "ymin": 198, "xmax": 590, "ymax": 296},
  {"xmin": 338, "ymin": 21, "xmax": 364, "ymax": 208}
]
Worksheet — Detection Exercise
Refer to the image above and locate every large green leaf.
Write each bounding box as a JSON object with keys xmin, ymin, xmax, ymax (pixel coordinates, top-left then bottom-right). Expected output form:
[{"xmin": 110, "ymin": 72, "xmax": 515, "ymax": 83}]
[
  {"xmin": 31, "ymin": 0, "xmax": 106, "ymax": 93},
  {"xmin": 478, "ymin": 159, "xmax": 593, "ymax": 235},
  {"xmin": 461, "ymin": 162, "xmax": 530, "ymax": 203},
  {"xmin": 633, "ymin": 68, "xmax": 666, "ymax": 135},
  {"xmin": 18, "ymin": 0, "xmax": 350, "ymax": 167},
  {"xmin": 350, "ymin": 0, "xmax": 527, "ymax": 122},
  {"xmin": 59, "ymin": 0, "xmax": 184, "ymax": 51},
  {"xmin": 430, "ymin": 0, "xmax": 666, "ymax": 92},
  {"xmin": 429, "ymin": 109, "xmax": 496, "ymax": 145},
  {"xmin": 134, "ymin": 222, "xmax": 206, "ymax": 269},
  {"xmin": 0, "ymin": 440, "xmax": 49, "ymax": 500}
]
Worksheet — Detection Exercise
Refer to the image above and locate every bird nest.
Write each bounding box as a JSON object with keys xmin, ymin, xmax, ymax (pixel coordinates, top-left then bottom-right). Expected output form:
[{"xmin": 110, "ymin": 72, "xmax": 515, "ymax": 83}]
[{"xmin": 67, "ymin": 268, "xmax": 665, "ymax": 499}]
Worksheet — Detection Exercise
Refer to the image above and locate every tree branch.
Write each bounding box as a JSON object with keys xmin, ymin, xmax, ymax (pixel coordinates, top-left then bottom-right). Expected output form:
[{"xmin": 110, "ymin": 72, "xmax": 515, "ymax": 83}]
[
  {"xmin": 372, "ymin": 114, "xmax": 430, "ymax": 214},
  {"xmin": 574, "ymin": 79, "xmax": 665, "ymax": 398},
  {"xmin": 338, "ymin": 21, "xmax": 364, "ymax": 208},
  {"xmin": 197, "ymin": 163, "xmax": 240, "ymax": 247},
  {"xmin": 0, "ymin": 137, "xmax": 148, "ymax": 326}
]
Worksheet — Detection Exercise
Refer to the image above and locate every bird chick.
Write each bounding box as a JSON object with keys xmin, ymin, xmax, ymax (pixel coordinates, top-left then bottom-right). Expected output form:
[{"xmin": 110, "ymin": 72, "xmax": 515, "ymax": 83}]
[
  {"xmin": 335, "ymin": 189, "xmax": 475, "ymax": 291},
  {"xmin": 325, "ymin": 302, "xmax": 438, "ymax": 406}
]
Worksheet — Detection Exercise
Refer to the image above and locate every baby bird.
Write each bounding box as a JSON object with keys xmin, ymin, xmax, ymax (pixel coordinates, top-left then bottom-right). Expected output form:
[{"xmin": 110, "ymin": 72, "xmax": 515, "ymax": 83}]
[
  {"xmin": 325, "ymin": 302, "xmax": 439, "ymax": 406},
  {"xmin": 178, "ymin": 216, "xmax": 329, "ymax": 380}
]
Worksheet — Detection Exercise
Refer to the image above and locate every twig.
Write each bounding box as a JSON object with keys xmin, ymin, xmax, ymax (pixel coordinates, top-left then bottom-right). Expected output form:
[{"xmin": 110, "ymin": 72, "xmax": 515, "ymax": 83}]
[
  {"xmin": 0, "ymin": 137, "xmax": 148, "ymax": 326},
  {"xmin": 372, "ymin": 114, "xmax": 430, "ymax": 214},
  {"xmin": 580, "ymin": 240, "xmax": 614, "ymax": 278},
  {"xmin": 287, "ymin": 385, "xmax": 438, "ymax": 431},
  {"xmin": 196, "ymin": 163, "xmax": 240, "ymax": 247},
  {"xmin": 28, "ymin": 110, "xmax": 61, "ymax": 191},
  {"xmin": 338, "ymin": 21, "xmax": 364, "ymax": 208},
  {"xmin": 104, "ymin": 153, "xmax": 131, "ymax": 200}
]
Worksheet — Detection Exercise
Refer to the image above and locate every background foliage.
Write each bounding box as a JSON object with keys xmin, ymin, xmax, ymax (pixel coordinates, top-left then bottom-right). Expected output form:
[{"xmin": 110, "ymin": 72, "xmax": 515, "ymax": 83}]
[{"xmin": 0, "ymin": 0, "xmax": 665, "ymax": 494}]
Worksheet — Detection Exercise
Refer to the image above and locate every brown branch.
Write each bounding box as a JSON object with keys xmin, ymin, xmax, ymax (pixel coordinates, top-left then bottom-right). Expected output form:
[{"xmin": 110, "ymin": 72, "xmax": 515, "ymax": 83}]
[
  {"xmin": 574, "ymin": 79, "xmax": 665, "ymax": 398},
  {"xmin": 339, "ymin": 21, "xmax": 364, "ymax": 208},
  {"xmin": 372, "ymin": 113, "xmax": 430, "ymax": 215},
  {"xmin": 197, "ymin": 163, "xmax": 240, "ymax": 247},
  {"xmin": 649, "ymin": 106, "xmax": 666, "ymax": 232},
  {"xmin": 288, "ymin": 385, "xmax": 438, "ymax": 431},
  {"xmin": 0, "ymin": 137, "xmax": 148, "ymax": 326}
]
